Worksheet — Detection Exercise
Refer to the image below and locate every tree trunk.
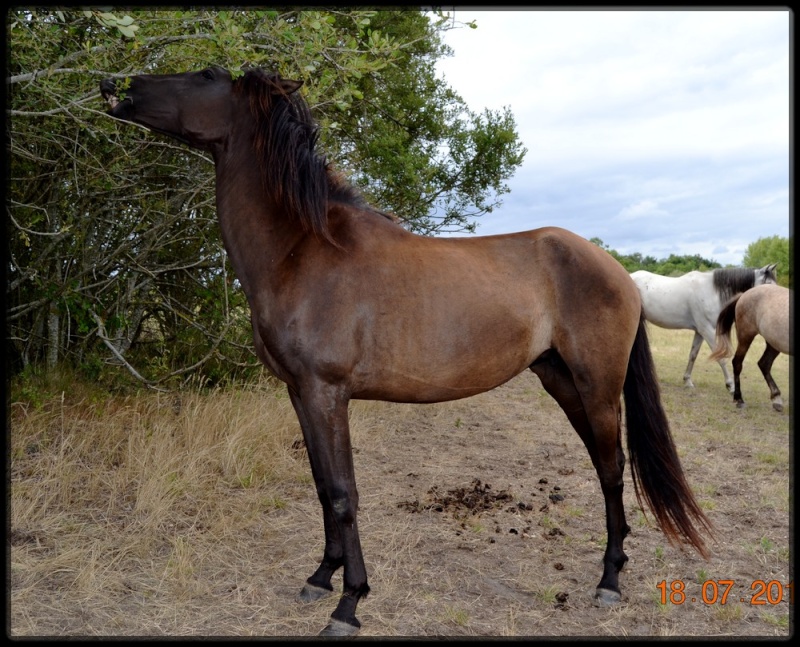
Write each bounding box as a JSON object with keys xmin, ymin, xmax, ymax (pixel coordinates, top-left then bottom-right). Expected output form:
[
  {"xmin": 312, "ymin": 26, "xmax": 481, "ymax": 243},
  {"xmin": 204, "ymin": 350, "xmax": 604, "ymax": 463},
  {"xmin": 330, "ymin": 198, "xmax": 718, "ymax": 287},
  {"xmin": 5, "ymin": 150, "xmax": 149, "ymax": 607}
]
[{"xmin": 46, "ymin": 300, "xmax": 59, "ymax": 370}]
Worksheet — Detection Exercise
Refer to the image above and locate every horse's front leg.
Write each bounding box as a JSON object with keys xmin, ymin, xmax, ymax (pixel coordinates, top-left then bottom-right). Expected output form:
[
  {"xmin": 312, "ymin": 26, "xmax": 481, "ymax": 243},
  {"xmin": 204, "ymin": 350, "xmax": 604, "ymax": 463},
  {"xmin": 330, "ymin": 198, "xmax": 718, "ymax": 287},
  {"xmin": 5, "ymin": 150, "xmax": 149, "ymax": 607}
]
[
  {"xmin": 289, "ymin": 388, "xmax": 343, "ymax": 602},
  {"xmin": 757, "ymin": 344, "xmax": 783, "ymax": 412},
  {"xmin": 288, "ymin": 384, "xmax": 369, "ymax": 637}
]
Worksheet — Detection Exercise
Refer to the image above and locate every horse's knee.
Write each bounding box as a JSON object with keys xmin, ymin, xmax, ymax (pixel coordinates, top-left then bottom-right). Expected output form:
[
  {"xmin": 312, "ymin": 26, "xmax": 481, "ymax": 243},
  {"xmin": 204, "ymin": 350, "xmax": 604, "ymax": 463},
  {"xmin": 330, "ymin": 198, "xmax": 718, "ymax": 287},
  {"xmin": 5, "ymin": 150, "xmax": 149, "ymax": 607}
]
[
  {"xmin": 331, "ymin": 496, "xmax": 350, "ymax": 518},
  {"xmin": 330, "ymin": 491, "xmax": 357, "ymax": 524}
]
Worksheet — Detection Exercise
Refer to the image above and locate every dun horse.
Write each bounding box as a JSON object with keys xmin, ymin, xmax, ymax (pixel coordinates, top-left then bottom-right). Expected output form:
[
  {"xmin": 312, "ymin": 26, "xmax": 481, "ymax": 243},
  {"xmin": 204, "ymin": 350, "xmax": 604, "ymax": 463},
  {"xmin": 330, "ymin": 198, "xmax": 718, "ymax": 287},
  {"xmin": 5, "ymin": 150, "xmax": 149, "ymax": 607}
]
[
  {"xmin": 631, "ymin": 266, "xmax": 777, "ymax": 393},
  {"xmin": 101, "ymin": 66, "xmax": 711, "ymax": 636},
  {"xmin": 709, "ymin": 283, "xmax": 792, "ymax": 411}
]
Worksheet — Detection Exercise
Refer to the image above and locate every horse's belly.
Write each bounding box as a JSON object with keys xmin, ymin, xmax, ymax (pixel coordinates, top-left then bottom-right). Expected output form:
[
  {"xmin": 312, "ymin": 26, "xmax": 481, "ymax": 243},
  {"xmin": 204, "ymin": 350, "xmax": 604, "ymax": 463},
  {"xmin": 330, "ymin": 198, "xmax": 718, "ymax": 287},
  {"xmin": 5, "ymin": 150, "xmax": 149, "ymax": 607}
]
[
  {"xmin": 351, "ymin": 323, "xmax": 541, "ymax": 403},
  {"xmin": 641, "ymin": 301, "xmax": 699, "ymax": 330},
  {"xmin": 352, "ymin": 362, "xmax": 529, "ymax": 403}
]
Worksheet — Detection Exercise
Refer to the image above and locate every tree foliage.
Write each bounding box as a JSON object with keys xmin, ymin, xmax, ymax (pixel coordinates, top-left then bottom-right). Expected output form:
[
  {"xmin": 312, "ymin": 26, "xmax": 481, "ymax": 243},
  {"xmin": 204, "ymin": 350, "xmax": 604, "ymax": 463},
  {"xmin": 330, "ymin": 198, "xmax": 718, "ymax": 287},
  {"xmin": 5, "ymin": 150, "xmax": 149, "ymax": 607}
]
[
  {"xmin": 7, "ymin": 10, "xmax": 786, "ymax": 390},
  {"xmin": 589, "ymin": 236, "xmax": 790, "ymax": 285},
  {"xmin": 742, "ymin": 235, "xmax": 792, "ymax": 288},
  {"xmin": 6, "ymin": 9, "xmax": 526, "ymax": 386},
  {"xmin": 322, "ymin": 11, "xmax": 525, "ymax": 233},
  {"xmin": 589, "ymin": 239, "xmax": 722, "ymax": 275}
]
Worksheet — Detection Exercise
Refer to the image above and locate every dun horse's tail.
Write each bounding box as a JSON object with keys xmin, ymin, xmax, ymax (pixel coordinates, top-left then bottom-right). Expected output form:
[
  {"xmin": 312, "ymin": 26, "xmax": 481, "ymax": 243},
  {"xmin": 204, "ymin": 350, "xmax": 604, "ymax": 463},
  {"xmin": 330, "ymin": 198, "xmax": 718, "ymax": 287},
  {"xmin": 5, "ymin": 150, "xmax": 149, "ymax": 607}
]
[
  {"xmin": 708, "ymin": 295, "xmax": 741, "ymax": 361},
  {"xmin": 623, "ymin": 315, "xmax": 713, "ymax": 558}
]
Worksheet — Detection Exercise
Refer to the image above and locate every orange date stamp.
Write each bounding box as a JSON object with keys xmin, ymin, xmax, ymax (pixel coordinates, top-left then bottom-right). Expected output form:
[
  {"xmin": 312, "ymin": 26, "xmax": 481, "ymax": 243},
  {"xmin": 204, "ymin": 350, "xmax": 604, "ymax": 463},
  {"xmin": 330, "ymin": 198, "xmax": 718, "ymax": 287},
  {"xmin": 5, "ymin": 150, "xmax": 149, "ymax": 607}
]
[{"xmin": 656, "ymin": 579, "xmax": 794, "ymax": 605}]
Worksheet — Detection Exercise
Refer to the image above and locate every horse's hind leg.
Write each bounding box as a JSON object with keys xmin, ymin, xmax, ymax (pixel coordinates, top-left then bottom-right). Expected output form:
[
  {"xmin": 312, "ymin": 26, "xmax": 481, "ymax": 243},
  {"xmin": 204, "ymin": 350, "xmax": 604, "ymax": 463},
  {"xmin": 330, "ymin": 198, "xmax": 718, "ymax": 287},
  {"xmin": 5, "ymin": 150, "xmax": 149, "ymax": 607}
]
[
  {"xmin": 530, "ymin": 351, "xmax": 629, "ymax": 606},
  {"xmin": 691, "ymin": 329, "xmax": 734, "ymax": 392},
  {"xmin": 731, "ymin": 334, "xmax": 755, "ymax": 408},
  {"xmin": 757, "ymin": 344, "xmax": 783, "ymax": 412},
  {"xmin": 682, "ymin": 332, "xmax": 705, "ymax": 388}
]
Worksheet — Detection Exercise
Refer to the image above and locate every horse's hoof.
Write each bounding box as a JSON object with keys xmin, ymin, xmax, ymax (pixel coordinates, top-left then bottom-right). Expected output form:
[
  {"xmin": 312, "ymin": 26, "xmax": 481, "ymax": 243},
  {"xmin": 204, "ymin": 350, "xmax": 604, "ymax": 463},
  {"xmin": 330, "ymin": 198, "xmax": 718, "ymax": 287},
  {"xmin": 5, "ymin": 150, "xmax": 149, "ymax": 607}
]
[
  {"xmin": 297, "ymin": 583, "xmax": 334, "ymax": 603},
  {"xmin": 593, "ymin": 588, "xmax": 622, "ymax": 607},
  {"xmin": 736, "ymin": 401, "xmax": 746, "ymax": 409},
  {"xmin": 318, "ymin": 618, "xmax": 360, "ymax": 637},
  {"xmin": 772, "ymin": 402, "xmax": 784, "ymax": 412}
]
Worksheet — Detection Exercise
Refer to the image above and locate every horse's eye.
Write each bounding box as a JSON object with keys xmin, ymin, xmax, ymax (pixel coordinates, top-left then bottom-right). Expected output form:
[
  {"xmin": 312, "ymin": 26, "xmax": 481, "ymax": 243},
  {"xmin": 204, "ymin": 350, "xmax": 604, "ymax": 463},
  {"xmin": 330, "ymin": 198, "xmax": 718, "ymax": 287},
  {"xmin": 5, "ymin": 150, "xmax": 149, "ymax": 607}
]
[{"xmin": 201, "ymin": 69, "xmax": 214, "ymax": 80}]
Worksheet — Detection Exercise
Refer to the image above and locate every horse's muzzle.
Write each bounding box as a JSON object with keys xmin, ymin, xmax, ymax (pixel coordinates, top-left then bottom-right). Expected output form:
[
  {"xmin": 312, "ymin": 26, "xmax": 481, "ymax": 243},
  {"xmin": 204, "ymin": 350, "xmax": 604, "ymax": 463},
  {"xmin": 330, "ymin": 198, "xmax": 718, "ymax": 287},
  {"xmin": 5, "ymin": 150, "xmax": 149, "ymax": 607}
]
[
  {"xmin": 100, "ymin": 79, "xmax": 119, "ymax": 106},
  {"xmin": 100, "ymin": 79, "xmax": 133, "ymax": 117}
]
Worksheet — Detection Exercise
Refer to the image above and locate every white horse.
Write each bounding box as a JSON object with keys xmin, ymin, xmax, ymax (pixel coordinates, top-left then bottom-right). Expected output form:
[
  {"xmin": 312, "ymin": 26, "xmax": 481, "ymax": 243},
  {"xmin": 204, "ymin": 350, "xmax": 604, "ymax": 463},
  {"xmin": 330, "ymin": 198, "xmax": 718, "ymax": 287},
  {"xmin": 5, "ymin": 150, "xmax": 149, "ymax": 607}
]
[{"xmin": 631, "ymin": 265, "xmax": 777, "ymax": 391}]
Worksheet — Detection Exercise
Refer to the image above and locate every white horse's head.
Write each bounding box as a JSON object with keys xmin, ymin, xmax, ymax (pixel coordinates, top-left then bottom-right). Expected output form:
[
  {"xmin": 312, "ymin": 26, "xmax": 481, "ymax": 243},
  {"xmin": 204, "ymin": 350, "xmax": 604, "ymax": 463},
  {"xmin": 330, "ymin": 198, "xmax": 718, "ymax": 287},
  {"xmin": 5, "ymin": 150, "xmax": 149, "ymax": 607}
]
[{"xmin": 756, "ymin": 263, "xmax": 779, "ymax": 285}]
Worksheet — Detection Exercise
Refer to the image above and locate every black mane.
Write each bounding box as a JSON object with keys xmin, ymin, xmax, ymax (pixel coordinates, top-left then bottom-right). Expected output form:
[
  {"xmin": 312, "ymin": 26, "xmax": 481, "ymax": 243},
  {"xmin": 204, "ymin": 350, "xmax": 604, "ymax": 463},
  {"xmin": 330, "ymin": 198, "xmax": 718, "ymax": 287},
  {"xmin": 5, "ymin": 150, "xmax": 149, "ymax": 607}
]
[
  {"xmin": 712, "ymin": 267, "xmax": 760, "ymax": 303},
  {"xmin": 235, "ymin": 68, "xmax": 376, "ymax": 243}
]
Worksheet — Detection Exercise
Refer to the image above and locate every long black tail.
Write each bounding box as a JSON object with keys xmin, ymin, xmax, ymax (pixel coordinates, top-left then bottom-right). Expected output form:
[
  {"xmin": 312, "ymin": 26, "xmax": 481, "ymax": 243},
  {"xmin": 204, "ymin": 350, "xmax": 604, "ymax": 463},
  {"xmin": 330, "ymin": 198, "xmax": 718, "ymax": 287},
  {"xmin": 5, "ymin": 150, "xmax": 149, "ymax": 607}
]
[
  {"xmin": 708, "ymin": 295, "xmax": 741, "ymax": 361},
  {"xmin": 623, "ymin": 315, "xmax": 713, "ymax": 557}
]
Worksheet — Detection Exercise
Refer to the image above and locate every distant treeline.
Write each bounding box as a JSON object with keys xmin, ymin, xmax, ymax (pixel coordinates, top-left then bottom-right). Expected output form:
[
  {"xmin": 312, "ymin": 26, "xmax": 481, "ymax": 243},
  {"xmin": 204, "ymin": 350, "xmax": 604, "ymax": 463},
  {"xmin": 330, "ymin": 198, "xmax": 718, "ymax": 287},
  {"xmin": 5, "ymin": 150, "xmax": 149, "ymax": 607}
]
[
  {"xmin": 590, "ymin": 237, "xmax": 721, "ymax": 275},
  {"xmin": 590, "ymin": 235, "xmax": 792, "ymax": 284}
]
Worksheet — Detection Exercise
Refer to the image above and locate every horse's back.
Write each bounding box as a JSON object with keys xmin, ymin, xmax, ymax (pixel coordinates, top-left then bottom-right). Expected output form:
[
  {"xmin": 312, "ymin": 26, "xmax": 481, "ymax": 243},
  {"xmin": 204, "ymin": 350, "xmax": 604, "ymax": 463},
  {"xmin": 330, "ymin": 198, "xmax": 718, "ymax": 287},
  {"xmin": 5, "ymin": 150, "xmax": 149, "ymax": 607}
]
[
  {"xmin": 432, "ymin": 226, "xmax": 641, "ymax": 331},
  {"xmin": 631, "ymin": 270, "xmax": 714, "ymax": 330}
]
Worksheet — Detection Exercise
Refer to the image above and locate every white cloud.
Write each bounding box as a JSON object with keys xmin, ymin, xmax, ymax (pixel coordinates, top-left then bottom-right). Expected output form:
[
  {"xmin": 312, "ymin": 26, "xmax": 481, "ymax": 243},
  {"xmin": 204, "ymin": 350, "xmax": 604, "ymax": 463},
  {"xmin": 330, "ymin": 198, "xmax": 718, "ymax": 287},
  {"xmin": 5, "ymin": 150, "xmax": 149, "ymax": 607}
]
[
  {"xmin": 436, "ymin": 9, "xmax": 790, "ymax": 265},
  {"xmin": 616, "ymin": 199, "xmax": 668, "ymax": 222}
]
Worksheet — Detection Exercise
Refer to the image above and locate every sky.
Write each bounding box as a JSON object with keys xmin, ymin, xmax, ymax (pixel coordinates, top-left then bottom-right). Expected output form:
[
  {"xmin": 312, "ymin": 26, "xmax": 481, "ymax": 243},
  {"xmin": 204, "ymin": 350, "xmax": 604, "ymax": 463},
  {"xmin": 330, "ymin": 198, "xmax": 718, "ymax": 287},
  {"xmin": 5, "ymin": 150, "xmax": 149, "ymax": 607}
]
[{"xmin": 434, "ymin": 8, "xmax": 790, "ymax": 266}]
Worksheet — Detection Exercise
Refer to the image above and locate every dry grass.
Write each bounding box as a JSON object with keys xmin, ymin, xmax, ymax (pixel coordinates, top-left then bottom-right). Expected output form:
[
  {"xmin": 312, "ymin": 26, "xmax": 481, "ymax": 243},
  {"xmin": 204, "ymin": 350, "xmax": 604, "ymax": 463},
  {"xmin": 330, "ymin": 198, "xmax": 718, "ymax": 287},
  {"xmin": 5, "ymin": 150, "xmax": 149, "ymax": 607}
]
[{"xmin": 8, "ymin": 326, "xmax": 791, "ymax": 637}]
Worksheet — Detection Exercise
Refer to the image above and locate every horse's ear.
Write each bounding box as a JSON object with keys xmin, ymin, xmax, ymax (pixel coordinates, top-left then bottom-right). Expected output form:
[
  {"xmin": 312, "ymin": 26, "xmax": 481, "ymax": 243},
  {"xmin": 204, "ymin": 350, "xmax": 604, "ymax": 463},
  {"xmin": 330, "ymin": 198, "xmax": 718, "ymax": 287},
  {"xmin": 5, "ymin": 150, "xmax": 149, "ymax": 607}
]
[{"xmin": 273, "ymin": 78, "xmax": 303, "ymax": 96}]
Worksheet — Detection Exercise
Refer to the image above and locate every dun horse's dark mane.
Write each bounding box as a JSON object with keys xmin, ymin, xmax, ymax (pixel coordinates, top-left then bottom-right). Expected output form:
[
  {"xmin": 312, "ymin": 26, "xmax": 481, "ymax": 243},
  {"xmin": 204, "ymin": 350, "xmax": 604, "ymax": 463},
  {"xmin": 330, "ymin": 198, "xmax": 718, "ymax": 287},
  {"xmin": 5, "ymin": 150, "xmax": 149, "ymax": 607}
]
[
  {"xmin": 236, "ymin": 68, "xmax": 380, "ymax": 243},
  {"xmin": 712, "ymin": 267, "xmax": 761, "ymax": 303}
]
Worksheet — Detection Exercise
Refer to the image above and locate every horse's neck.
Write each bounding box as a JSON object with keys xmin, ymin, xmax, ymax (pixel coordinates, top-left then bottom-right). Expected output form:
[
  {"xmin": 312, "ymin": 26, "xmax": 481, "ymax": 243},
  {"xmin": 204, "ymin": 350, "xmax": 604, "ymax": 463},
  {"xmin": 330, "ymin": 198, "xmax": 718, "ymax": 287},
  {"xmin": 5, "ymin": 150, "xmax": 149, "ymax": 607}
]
[{"xmin": 212, "ymin": 139, "xmax": 306, "ymax": 302}]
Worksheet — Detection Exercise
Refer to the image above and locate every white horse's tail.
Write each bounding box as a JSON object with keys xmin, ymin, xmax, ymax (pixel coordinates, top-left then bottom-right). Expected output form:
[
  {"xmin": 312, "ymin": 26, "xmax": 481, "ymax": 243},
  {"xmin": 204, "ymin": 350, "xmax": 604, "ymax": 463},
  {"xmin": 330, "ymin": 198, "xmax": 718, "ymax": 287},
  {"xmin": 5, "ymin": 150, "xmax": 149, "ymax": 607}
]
[{"xmin": 709, "ymin": 294, "xmax": 741, "ymax": 361}]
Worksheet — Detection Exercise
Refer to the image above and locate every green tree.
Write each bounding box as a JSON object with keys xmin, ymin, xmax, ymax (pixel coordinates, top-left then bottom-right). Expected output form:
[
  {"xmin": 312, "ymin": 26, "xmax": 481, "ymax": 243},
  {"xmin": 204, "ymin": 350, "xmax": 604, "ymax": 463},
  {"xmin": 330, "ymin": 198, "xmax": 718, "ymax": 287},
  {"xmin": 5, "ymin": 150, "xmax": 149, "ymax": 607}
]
[
  {"xmin": 742, "ymin": 235, "xmax": 792, "ymax": 288},
  {"xmin": 325, "ymin": 11, "xmax": 526, "ymax": 233},
  {"xmin": 6, "ymin": 9, "xmax": 526, "ymax": 385},
  {"xmin": 588, "ymin": 238, "xmax": 719, "ymax": 274}
]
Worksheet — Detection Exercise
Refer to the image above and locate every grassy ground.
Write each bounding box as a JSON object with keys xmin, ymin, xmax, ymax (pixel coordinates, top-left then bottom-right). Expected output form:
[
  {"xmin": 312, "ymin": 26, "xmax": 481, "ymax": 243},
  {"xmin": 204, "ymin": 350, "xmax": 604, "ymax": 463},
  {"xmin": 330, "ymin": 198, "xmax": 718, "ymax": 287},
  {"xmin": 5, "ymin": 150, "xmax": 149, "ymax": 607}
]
[{"xmin": 7, "ymin": 325, "xmax": 792, "ymax": 637}]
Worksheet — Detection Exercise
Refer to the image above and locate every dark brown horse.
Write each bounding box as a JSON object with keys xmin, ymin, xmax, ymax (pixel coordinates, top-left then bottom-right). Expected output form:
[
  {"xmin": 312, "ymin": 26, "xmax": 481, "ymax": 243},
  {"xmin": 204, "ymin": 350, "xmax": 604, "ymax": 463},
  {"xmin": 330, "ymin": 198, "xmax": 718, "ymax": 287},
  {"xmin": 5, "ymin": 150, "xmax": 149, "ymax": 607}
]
[
  {"xmin": 709, "ymin": 283, "xmax": 791, "ymax": 411},
  {"xmin": 100, "ymin": 66, "xmax": 711, "ymax": 636}
]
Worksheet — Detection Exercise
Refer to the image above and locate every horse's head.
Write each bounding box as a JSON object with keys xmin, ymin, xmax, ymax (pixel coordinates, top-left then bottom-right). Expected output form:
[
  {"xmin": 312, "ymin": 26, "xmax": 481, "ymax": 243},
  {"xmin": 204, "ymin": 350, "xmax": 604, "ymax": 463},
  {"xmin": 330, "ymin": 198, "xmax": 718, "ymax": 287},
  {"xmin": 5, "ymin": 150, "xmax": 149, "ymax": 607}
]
[
  {"xmin": 102, "ymin": 65, "xmax": 339, "ymax": 242},
  {"xmin": 756, "ymin": 263, "xmax": 779, "ymax": 285},
  {"xmin": 101, "ymin": 66, "xmax": 305, "ymax": 156},
  {"xmin": 101, "ymin": 66, "xmax": 239, "ymax": 150}
]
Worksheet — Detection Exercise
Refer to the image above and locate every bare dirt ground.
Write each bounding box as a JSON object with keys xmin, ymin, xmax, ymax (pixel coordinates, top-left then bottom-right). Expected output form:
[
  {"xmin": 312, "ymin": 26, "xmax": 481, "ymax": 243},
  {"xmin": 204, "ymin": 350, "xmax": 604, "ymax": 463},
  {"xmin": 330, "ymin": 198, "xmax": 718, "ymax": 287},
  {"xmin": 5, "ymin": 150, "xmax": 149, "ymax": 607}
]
[
  {"xmin": 8, "ymin": 330, "xmax": 792, "ymax": 638},
  {"xmin": 336, "ymin": 371, "xmax": 792, "ymax": 637}
]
